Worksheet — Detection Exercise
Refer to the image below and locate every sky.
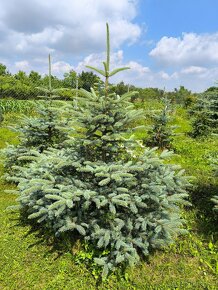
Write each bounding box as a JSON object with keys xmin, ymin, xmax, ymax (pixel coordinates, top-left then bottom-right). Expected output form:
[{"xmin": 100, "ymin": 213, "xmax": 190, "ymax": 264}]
[{"xmin": 0, "ymin": 0, "xmax": 218, "ymax": 92}]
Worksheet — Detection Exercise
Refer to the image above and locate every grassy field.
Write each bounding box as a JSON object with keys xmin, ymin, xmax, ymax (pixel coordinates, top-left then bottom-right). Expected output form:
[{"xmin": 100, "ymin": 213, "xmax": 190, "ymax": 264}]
[{"xmin": 0, "ymin": 104, "xmax": 217, "ymax": 290}]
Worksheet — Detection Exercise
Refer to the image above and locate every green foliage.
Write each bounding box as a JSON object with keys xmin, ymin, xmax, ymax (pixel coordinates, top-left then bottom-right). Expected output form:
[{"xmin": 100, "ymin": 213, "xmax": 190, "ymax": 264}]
[
  {"xmin": 210, "ymin": 155, "xmax": 218, "ymax": 212},
  {"xmin": 0, "ymin": 190, "xmax": 217, "ymax": 289},
  {"xmin": 0, "ymin": 99, "xmax": 36, "ymax": 114},
  {"xmin": 0, "ymin": 107, "xmax": 3, "ymax": 123},
  {"xmin": 15, "ymin": 145, "xmax": 189, "ymax": 276},
  {"xmin": 86, "ymin": 23, "xmax": 129, "ymax": 97},
  {"xmin": 14, "ymin": 70, "xmax": 29, "ymax": 83},
  {"xmin": 171, "ymin": 132, "xmax": 218, "ymax": 224},
  {"xmin": 2, "ymin": 55, "xmax": 70, "ymax": 178},
  {"xmin": 169, "ymin": 86, "xmax": 192, "ymax": 106},
  {"xmin": 29, "ymin": 70, "xmax": 41, "ymax": 85},
  {"xmin": 205, "ymin": 86, "xmax": 218, "ymax": 93},
  {"xmin": 0, "ymin": 63, "xmax": 8, "ymax": 75},
  {"xmin": 211, "ymin": 195, "xmax": 218, "ymax": 212},
  {"xmin": 78, "ymin": 71, "xmax": 101, "ymax": 92},
  {"xmin": 183, "ymin": 93, "xmax": 197, "ymax": 108},
  {"xmin": 133, "ymin": 87, "xmax": 164, "ymax": 103},
  {"xmin": 9, "ymin": 24, "xmax": 190, "ymax": 279},
  {"xmin": 0, "ymin": 74, "xmax": 39, "ymax": 99},
  {"xmin": 63, "ymin": 70, "xmax": 77, "ymax": 87},
  {"xmin": 0, "ymin": 61, "xmax": 73, "ymax": 100},
  {"xmin": 0, "ymin": 95, "xmax": 217, "ymax": 289},
  {"xmin": 110, "ymin": 81, "xmax": 136, "ymax": 97},
  {"xmin": 145, "ymin": 96, "xmax": 176, "ymax": 150},
  {"xmin": 190, "ymin": 91, "xmax": 218, "ymax": 138},
  {"xmin": 191, "ymin": 113, "xmax": 211, "ymax": 138}
]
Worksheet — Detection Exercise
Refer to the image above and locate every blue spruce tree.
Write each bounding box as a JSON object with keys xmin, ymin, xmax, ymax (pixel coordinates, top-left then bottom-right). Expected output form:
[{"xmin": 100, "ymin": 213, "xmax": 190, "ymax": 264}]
[
  {"xmin": 11, "ymin": 24, "xmax": 190, "ymax": 278},
  {"xmin": 2, "ymin": 55, "xmax": 70, "ymax": 179}
]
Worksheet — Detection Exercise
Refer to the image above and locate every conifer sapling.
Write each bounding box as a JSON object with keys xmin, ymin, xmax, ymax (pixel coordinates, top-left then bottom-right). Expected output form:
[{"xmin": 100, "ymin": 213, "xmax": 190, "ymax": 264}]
[
  {"xmin": 190, "ymin": 91, "xmax": 218, "ymax": 138},
  {"xmin": 145, "ymin": 95, "xmax": 176, "ymax": 150},
  {"xmin": 2, "ymin": 55, "xmax": 70, "ymax": 179}
]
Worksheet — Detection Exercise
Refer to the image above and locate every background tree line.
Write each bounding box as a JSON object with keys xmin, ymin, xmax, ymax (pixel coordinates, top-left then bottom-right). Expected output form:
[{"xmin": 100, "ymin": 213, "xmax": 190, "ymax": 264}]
[
  {"xmin": 0, "ymin": 63, "xmax": 102, "ymax": 99},
  {"xmin": 0, "ymin": 62, "xmax": 216, "ymax": 107}
]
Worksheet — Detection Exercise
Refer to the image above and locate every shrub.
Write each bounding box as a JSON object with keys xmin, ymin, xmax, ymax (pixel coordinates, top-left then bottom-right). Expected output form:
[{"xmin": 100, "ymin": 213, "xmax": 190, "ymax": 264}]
[{"xmin": 0, "ymin": 75, "xmax": 39, "ymax": 99}]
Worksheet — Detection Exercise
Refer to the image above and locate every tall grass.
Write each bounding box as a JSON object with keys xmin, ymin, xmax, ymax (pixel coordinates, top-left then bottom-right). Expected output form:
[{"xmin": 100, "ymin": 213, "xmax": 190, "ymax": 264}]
[{"xmin": 0, "ymin": 99, "xmax": 36, "ymax": 114}]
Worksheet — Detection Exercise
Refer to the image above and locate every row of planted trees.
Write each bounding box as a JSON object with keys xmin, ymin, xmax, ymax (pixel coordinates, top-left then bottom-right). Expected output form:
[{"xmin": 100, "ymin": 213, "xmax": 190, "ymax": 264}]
[{"xmin": 1, "ymin": 24, "xmax": 217, "ymax": 279}]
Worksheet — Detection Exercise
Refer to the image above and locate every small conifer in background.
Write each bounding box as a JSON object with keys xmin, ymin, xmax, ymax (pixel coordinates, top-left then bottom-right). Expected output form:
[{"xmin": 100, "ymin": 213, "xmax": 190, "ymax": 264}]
[
  {"xmin": 145, "ymin": 96, "xmax": 176, "ymax": 150},
  {"xmin": 190, "ymin": 91, "xmax": 218, "ymax": 138},
  {"xmin": 2, "ymin": 55, "xmax": 70, "ymax": 178},
  {"xmin": 11, "ymin": 24, "xmax": 190, "ymax": 279}
]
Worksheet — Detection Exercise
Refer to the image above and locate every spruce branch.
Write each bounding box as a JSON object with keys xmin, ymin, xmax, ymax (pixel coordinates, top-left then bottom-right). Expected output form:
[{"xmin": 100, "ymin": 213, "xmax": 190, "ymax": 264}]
[{"xmin": 86, "ymin": 23, "xmax": 130, "ymax": 98}]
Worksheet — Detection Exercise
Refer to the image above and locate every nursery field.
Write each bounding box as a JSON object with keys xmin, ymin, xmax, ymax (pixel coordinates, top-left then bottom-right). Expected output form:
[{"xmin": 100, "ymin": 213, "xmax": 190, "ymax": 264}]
[{"xmin": 0, "ymin": 100, "xmax": 217, "ymax": 290}]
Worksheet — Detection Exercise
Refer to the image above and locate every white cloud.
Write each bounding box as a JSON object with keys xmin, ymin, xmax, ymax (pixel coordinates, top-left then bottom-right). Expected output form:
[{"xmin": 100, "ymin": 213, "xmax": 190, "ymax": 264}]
[
  {"xmin": 127, "ymin": 61, "xmax": 150, "ymax": 75},
  {"xmin": 0, "ymin": 0, "xmax": 141, "ymax": 59},
  {"xmin": 71, "ymin": 31, "xmax": 218, "ymax": 91},
  {"xmin": 158, "ymin": 71, "xmax": 170, "ymax": 80},
  {"xmin": 0, "ymin": 0, "xmax": 217, "ymax": 92},
  {"xmin": 75, "ymin": 50, "xmax": 124, "ymax": 73},
  {"xmin": 52, "ymin": 61, "xmax": 73, "ymax": 74},
  {"xmin": 181, "ymin": 66, "xmax": 207, "ymax": 74},
  {"xmin": 150, "ymin": 32, "xmax": 218, "ymax": 67},
  {"xmin": 72, "ymin": 50, "xmax": 150, "ymax": 83},
  {"xmin": 15, "ymin": 60, "xmax": 30, "ymax": 71}
]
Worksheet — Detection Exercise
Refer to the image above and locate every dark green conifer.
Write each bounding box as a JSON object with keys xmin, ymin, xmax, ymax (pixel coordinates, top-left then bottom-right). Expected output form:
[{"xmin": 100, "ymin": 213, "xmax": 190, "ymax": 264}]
[
  {"xmin": 145, "ymin": 96, "xmax": 175, "ymax": 150},
  {"xmin": 190, "ymin": 91, "xmax": 218, "ymax": 138}
]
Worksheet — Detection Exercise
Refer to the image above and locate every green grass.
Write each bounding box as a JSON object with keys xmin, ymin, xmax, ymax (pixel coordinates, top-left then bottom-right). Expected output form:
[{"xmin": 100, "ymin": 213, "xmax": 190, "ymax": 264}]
[
  {"xmin": 0, "ymin": 106, "xmax": 218, "ymax": 290},
  {"xmin": 0, "ymin": 196, "xmax": 217, "ymax": 289},
  {"xmin": 0, "ymin": 99, "xmax": 37, "ymax": 114}
]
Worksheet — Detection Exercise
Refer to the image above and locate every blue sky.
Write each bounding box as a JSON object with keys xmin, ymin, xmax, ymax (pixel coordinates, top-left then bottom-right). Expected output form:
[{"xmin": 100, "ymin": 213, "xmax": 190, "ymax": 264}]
[
  {"xmin": 125, "ymin": 0, "xmax": 218, "ymax": 62},
  {"xmin": 139, "ymin": 0, "xmax": 218, "ymax": 38},
  {"xmin": 0, "ymin": 0, "xmax": 217, "ymax": 91}
]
